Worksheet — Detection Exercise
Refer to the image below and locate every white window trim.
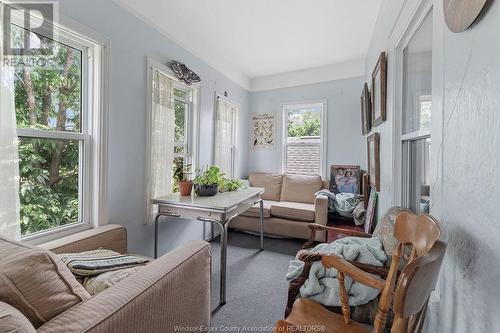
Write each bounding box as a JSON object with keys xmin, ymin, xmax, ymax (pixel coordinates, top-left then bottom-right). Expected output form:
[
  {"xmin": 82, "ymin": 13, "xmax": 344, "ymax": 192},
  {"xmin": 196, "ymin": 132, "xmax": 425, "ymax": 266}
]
[
  {"xmin": 16, "ymin": 15, "xmax": 110, "ymax": 245},
  {"xmin": 281, "ymin": 99, "xmax": 328, "ymax": 178},
  {"xmin": 145, "ymin": 58, "xmax": 200, "ymax": 223},
  {"xmin": 388, "ymin": 0, "xmax": 434, "ymax": 208},
  {"xmin": 213, "ymin": 94, "xmax": 239, "ymax": 178}
]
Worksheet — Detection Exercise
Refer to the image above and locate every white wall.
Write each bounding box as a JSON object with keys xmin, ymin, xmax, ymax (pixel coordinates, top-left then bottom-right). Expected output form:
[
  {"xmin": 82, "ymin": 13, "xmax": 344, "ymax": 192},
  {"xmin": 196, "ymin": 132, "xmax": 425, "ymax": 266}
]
[
  {"xmin": 249, "ymin": 77, "xmax": 366, "ymax": 177},
  {"xmin": 58, "ymin": 0, "xmax": 250, "ymax": 257},
  {"xmin": 366, "ymin": 0, "xmax": 500, "ymax": 332}
]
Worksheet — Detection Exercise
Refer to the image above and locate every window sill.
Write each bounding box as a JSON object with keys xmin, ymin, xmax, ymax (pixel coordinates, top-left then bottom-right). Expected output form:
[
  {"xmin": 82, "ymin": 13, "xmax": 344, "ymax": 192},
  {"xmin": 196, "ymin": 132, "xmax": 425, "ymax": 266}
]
[{"xmin": 21, "ymin": 223, "xmax": 93, "ymax": 246}]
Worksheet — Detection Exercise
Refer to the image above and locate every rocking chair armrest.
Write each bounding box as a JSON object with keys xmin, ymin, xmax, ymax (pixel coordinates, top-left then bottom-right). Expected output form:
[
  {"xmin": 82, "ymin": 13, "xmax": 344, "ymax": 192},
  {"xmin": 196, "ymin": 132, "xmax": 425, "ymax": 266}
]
[
  {"xmin": 321, "ymin": 254, "xmax": 386, "ymax": 290},
  {"xmin": 302, "ymin": 224, "xmax": 372, "ymax": 249}
]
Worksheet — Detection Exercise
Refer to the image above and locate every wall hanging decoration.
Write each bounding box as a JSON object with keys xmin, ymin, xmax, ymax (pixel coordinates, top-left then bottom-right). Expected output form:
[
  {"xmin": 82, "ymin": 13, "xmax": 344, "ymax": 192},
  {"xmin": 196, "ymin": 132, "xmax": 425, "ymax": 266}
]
[
  {"xmin": 361, "ymin": 82, "xmax": 371, "ymax": 135},
  {"xmin": 371, "ymin": 52, "xmax": 387, "ymax": 127},
  {"xmin": 170, "ymin": 61, "xmax": 201, "ymax": 85},
  {"xmin": 444, "ymin": 0, "xmax": 488, "ymax": 33},
  {"xmin": 252, "ymin": 112, "xmax": 275, "ymax": 149},
  {"xmin": 367, "ymin": 132, "xmax": 380, "ymax": 192}
]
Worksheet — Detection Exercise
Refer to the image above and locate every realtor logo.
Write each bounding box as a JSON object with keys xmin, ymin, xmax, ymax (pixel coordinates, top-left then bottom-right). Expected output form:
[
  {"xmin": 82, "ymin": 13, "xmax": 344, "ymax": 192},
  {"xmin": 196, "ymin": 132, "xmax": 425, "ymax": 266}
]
[{"xmin": 2, "ymin": 1, "xmax": 57, "ymax": 56}]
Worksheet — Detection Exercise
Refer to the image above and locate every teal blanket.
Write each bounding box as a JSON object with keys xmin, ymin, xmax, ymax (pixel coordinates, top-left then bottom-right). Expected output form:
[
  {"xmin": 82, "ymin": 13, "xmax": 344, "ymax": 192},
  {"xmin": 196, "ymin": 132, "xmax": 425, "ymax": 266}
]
[{"xmin": 286, "ymin": 237, "xmax": 387, "ymax": 306}]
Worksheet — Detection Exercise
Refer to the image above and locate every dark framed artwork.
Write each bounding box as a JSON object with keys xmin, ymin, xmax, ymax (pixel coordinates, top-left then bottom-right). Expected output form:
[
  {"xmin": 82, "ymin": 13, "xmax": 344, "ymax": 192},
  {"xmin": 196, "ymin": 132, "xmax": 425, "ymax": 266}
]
[
  {"xmin": 330, "ymin": 165, "xmax": 361, "ymax": 194},
  {"xmin": 362, "ymin": 171, "xmax": 370, "ymax": 209},
  {"xmin": 371, "ymin": 52, "xmax": 387, "ymax": 127},
  {"xmin": 365, "ymin": 189, "xmax": 378, "ymax": 234},
  {"xmin": 367, "ymin": 133, "xmax": 380, "ymax": 192},
  {"xmin": 361, "ymin": 83, "xmax": 371, "ymax": 135}
]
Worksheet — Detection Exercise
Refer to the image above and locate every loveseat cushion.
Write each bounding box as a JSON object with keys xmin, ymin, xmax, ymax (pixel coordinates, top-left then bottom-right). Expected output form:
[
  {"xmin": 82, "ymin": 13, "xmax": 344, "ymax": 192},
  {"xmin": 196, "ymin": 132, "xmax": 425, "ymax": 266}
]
[
  {"xmin": 0, "ymin": 301, "xmax": 36, "ymax": 333},
  {"xmin": 249, "ymin": 173, "xmax": 283, "ymax": 201},
  {"xmin": 270, "ymin": 201, "xmax": 315, "ymax": 222},
  {"xmin": 0, "ymin": 237, "xmax": 91, "ymax": 328},
  {"xmin": 280, "ymin": 174, "xmax": 322, "ymax": 204},
  {"xmin": 240, "ymin": 200, "xmax": 276, "ymax": 218}
]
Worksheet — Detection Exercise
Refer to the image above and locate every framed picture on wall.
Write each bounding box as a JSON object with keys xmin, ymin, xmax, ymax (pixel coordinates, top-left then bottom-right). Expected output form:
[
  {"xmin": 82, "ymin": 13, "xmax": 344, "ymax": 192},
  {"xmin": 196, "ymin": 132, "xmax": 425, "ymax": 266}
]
[
  {"xmin": 367, "ymin": 133, "xmax": 380, "ymax": 191},
  {"xmin": 330, "ymin": 165, "xmax": 361, "ymax": 194},
  {"xmin": 361, "ymin": 83, "xmax": 371, "ymax": 135},
  {"xmin": 371, "ymin": 52, "xmax": 387, "ymax": 127},
  {"xmin": 252, "ymin": 112, "xmax": 275, "ymax": 149}
]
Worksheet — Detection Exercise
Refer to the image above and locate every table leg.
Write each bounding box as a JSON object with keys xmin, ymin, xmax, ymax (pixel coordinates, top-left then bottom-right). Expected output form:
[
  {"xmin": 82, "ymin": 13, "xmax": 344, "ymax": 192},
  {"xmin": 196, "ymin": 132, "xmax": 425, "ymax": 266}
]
[
  {"xmin": 259, "ymin": 199, "xmax": 264, "ymax": 251},
  {"xmin": 154, "ymin": 212, "xmax": 181, "ymax": 259},
  {"xmin": 198, "ymin": 217, "xmax": 226, "ymax": 306}
]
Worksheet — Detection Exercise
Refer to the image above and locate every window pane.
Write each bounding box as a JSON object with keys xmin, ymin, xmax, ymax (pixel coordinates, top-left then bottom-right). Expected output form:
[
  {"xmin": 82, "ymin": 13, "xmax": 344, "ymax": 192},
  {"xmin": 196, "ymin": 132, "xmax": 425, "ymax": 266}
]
[
  {"xmin": 285, "ymin": 144, "xmax": 320, "ymax": 175},
  {"xmin": 173, "ymin": 88, "xmax": 188, "ymax": 99},
  {"xmin": 404, "ymin": 138, "xmax": 431, "ymax": 214},
  {"xmin": 172, "ymin": 156, "xmax": 184, "ymax": 193},
  {"xmin": 287, "ymin": 108, "xmax": 321, "ymax": 141},
  {"xmin": 402, "ymin": 12, "xmax": 432, "ymax": 134},
  {"xmin": 174, "ymin": 100, "xmax": 186, "ymax": 142},
  {"xmin": 18, "ymin": 138, "xmax": 81, "ymax": 236},
  {"xmin": 11, "ymin": 24, "xmax": 83, "ymax": 132}
]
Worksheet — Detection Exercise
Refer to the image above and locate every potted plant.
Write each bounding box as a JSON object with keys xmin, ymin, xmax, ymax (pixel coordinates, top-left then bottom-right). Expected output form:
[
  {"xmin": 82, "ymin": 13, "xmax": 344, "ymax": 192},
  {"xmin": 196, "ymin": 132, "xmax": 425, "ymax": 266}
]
[
  {"xmin": 174, "ymin": 163, "xmax": 193, "ymax": 196},
  {"xmin": 193, "ymin": 166, "xmax": 224, "ymax": 196}
]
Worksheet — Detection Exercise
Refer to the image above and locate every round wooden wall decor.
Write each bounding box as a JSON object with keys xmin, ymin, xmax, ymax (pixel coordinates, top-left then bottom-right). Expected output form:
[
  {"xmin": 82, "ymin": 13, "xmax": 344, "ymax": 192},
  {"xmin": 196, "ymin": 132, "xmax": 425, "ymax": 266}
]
[{"xmin": 443, "ymin": 0, "xmax": 488, "ymax": 33}]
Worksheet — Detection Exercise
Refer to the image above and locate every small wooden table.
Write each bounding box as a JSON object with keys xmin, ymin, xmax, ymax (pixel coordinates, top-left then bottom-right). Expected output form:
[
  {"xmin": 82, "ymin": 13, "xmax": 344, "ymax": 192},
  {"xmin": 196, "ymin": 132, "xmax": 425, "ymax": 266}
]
[{"xmin": 152, "ymin": 187, "xmax": 265, "ymax": 306}]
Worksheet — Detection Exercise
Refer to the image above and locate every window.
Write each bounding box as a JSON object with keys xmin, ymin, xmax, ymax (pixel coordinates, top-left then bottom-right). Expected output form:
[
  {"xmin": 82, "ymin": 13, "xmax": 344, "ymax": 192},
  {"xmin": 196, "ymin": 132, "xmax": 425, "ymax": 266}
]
[
  {"xmin": 282, "ymin": 101, "xmax": 326, "ymax": 176},
  {"xmin": 173, "ymin": 86, "xmax": 195, "ymax": 191},
  {"xmin": 7, "ymin": 12, "xmax": 105, "ymax": 238},
  {"xmin": 401, "ymin": 11, "xmax": 432, "ymax": 214},
  {"xmin": 214, "ymin": 97, "xmax": 238, "ymax": 178},
  {"xmin": 147, "ymin": 61, "xmax": 199, "ymax": 222}
]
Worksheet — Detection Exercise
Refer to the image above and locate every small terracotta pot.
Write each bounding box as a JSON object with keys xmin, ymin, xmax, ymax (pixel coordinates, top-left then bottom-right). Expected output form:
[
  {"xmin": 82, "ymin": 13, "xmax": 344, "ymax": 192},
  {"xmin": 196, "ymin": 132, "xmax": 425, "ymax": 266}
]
[{"xmin": 178, "ymin": 180, "xmax": 193, "ymax": 196}]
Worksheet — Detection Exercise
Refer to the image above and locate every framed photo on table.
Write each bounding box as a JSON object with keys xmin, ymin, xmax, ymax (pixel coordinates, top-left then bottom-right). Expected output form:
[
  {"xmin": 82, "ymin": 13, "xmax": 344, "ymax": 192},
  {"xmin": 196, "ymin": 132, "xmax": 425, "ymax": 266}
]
[
  {"xmin": 371, "ymin": 52, "xmax": 387, "ymax": 127},
  {"xmin": 367, "ymin": 133, "xmax": 380, "ymax": 192},
  {"xmin": 361, "ymin": 83, "xmax": 371, "ymax": 135},
  {"xmin": 330, "ymin": 165, "xmax": 361, "ymax": 194}
]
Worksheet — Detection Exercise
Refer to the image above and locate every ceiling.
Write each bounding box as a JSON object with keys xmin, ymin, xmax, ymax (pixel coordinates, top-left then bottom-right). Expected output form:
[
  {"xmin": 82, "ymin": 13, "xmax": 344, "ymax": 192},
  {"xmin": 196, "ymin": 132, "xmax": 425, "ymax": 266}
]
[{"xmin": 114, "ymin": 0, "xmax": 381, "ymax": 89}]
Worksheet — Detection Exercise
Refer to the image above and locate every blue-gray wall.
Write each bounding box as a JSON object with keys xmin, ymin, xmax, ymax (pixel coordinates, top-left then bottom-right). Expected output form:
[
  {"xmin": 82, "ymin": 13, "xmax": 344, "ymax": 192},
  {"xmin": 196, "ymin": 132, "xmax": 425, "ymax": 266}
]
[
  {"xmin": 249, "ymin": 77, "xmax": 366, "ymax": 174},
  {"xmin": 58, "ymin": 0, "xmax": 250, "ymax": 256}
]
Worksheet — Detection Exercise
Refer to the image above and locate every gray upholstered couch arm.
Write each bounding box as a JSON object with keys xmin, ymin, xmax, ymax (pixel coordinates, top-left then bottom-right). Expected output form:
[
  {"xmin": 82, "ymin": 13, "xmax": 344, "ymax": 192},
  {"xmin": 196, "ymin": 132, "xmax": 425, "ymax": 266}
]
[{"xmin": 37, "ymin": 240, "xmax": 212, "ymax": 333}]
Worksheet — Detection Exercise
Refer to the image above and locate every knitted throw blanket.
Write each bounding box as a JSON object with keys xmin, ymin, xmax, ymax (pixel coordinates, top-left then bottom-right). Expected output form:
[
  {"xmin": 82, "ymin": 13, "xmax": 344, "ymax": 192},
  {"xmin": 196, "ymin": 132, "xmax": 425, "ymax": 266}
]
[{"xmin": 58, "ymin": 249, "xmax": 150, "ymax": 277}]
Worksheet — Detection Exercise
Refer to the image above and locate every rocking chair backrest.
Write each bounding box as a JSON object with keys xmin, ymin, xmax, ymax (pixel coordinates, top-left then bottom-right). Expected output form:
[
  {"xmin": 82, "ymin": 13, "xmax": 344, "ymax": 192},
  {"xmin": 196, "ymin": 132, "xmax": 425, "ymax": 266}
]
[
  {"xmin": 372, "ymin": 213, "xmax": 443, "ymax": 333},
  {"xmin": 391, "ymin": 240, "xmax": 447, "ymax": 333}
]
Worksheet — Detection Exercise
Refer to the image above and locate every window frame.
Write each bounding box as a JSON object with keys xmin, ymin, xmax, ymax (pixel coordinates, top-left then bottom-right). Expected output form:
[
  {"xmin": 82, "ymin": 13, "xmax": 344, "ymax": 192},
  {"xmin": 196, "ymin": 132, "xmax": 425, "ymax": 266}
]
[
  {"xmin": 213, "ymin": 94, "xmax": 239, "ymax": 178},
  {"xmin": 281, "ymin": 100, "xmax": 328, "ymax": 178},
  {"xmin": 390, "ymin": 2, "xmax": 433, "ymax": 210},
  {"xmin": 145, "ymin": 58, "xmax": 200, "ymax": 222},
  {"xmin": 12, "ymin": 13, "xmax": 109, "ymax": 243}
]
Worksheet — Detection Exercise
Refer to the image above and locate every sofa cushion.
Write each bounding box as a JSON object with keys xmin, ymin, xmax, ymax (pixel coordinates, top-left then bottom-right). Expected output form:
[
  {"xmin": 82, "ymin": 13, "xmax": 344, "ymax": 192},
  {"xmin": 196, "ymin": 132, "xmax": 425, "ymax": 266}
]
[
  {"xmin": 240, "ymin": 200, "xmax": 276, "ymax": 218},
  {"xmin": 0, "ymin": 237, "xmax": 91, "ymax": 328},
  {"xmin": 270, "ymin": 201, "xmax": 315, "ymax": 222},
  {"xmin": 0, "ymin": 301, "xmax": 36, "ymax": 333},
  {"xmin": 249, "ymin": 173, "xmax": 283, "ymax": 201},
  {"xmin": 280, "ymin": 174, "xmax": 322, "ymax": 204}
]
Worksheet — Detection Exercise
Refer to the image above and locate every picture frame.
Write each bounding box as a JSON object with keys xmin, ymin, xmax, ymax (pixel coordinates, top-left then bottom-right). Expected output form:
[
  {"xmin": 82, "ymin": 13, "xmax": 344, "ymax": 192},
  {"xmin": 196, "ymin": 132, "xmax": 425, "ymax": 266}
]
[
  {"xmin": 371, "ymin": 52, "xmax": 387, "ymax": 127},
  {"xmin": 362, "ymin": 171, "xmax": 370, "ymax": 209},
  {"xmin": 365, "ymin": 189, "xmax": 378, "ymax": 234},
  {"xmin": 252, "ymin": 112, "xmax": 275, "ymax": 149},
  {"xmin": 367, "ymin": 133, "xmax": 380, "ymax": 192},
  {"xmin": 361, "ymin": 82, "xmax": 371, "ymax": 135},
  {"xmin": 330, "ymin": 165, "xmax": 361, "ymax": 194}
]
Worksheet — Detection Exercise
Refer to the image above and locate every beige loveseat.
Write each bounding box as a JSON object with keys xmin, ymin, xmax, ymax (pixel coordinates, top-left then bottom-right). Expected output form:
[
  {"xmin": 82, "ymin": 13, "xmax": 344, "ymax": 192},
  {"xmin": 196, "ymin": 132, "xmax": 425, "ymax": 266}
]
[
  {"xmin": 230, "ymin": 173, "xmax": 329, "ymax": 241},
  {"xmin": 0, "ymin": 225, "xmax": 211, "ymax": 333}
]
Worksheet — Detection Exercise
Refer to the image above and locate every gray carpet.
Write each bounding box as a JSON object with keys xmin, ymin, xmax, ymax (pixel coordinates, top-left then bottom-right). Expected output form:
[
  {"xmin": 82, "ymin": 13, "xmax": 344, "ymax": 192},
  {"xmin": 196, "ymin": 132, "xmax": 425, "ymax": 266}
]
[{"xmin": 208, "ymin": 230, "xmax": 303, "ymax": 331}]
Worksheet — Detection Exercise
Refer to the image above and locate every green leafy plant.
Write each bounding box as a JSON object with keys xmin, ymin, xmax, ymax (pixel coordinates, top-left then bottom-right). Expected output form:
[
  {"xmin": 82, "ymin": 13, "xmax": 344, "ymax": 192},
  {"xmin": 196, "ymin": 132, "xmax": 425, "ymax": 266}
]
[
  {"xmin": 193, "ymin": 165, "xmax": 243, "ymax": 192},
  {"xmin": 173, "ymin": 163, "xmax": 192, "ymax": 183},
  {"xmin": 193, "ymin": 166, "xmax": 224, "ymax": 186}
]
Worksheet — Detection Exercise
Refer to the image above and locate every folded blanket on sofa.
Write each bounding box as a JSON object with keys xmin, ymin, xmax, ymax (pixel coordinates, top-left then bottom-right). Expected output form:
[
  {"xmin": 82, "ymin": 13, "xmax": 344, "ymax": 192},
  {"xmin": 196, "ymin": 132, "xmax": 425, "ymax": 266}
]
[
  {"xmin": 59, "ymin": 249, "xmax": 150, "ymax": 277},
  {"xmin": 286, "ymin": 237, "xmax": 387, "ymax": 307}
]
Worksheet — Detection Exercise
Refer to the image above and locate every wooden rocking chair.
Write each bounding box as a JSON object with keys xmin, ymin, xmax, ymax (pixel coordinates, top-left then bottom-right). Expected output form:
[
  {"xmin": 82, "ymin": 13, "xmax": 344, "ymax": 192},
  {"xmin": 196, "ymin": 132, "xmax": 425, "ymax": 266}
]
[{"xmin": 275, "ymin": 212, "xmax": 446, "ymax": 333}]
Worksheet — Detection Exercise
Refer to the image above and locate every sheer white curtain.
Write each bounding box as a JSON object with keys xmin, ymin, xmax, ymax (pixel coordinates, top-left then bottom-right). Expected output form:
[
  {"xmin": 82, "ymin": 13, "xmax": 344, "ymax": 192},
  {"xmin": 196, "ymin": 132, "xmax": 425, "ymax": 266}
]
[
  {"xmin": 214, "ymin": 98, "xmax": 237, "ymax": 177},
  {"xmin": 0, "ymin": 63, "xmax": 21, "ymax": 239},
  {"xmin": 148, "ymin": 69, "xmax": 175, "ymax": 224}
]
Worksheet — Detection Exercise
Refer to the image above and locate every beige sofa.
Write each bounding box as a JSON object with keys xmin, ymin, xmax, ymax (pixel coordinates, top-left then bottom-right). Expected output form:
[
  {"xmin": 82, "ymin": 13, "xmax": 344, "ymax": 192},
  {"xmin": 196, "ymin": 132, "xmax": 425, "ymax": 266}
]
[
  {"xmin": 230, "ymin": 173, "xmax": 329, "ymax": 242},
  {"xmin": 0, "ymin": 225, "xmax": 211, "ymax": 333}
]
